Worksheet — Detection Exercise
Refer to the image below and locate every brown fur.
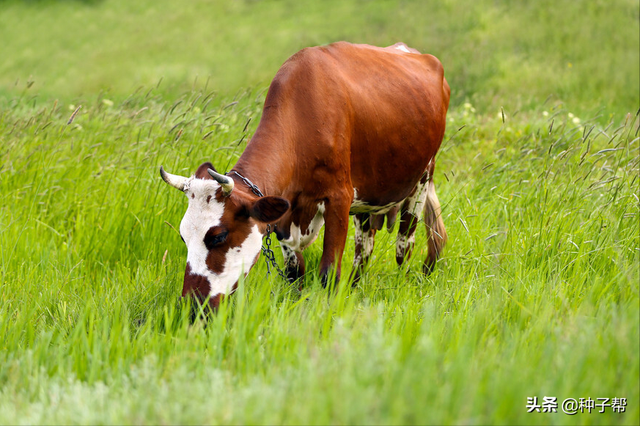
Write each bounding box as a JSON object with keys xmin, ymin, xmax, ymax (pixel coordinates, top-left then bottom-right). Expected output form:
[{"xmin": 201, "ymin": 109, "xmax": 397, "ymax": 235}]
[
  {"xmin": 232, "ymin": 42, "xmax": 450, "ymax": 284},
  {"xmin": 176, "ymin": 42, "xmax": 450, "ymax": 301}
]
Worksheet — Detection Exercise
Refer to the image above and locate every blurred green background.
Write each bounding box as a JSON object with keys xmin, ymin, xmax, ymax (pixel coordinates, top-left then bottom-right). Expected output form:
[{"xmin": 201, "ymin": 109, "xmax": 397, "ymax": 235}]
[{"xmin": 1, "ymin": 0, "xmax": 638, "ymax": 116}]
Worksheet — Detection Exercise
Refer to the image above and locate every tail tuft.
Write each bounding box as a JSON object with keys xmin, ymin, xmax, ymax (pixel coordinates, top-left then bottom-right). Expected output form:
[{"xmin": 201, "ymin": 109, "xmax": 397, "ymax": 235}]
[{"xmin": 423, "ymin": 178, "xmax": 447, "ymax": 273}]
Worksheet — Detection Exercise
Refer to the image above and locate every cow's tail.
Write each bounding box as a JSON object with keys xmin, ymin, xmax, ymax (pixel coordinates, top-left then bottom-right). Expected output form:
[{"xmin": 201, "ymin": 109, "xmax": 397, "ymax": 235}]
[{"xmin": 423, "ymin": 162, "xmax": 447, "ymax": 274}]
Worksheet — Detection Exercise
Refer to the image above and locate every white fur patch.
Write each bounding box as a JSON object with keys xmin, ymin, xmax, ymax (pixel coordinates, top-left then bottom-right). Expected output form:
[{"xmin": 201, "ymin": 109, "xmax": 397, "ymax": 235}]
[
  {"xmin": 363, "ymin": 228, "xmax": 375, "ymax": 259},
  {"xmin": 180, "ymin": 179, "xmax": 225, "ymax": 278},
  {"xmin": 405, "ymin": 179, "xmax": 429, "ymax": 216},
  {"xmin": 179, "ymin": 177, "xmax": 262, "ymax": 297},
  {"xmin": 280, "ymin": 244, "xmax": 299, "ymax": 269},
  {"xmin": 395, "ymin": 44, "xmax": 410, "ymax": 53},
  {"xmin": 396, "ymin": 233, "xmax": 415, "ymax": 259},
  {"xmin": 353, "ymin": 215, "xmax": 376, "ymax": 268},
  {"xmin": 281, "ymin": 202, "xmax": 325, "ymax": 252},
  {"xmin": 353, "ymin": 216, "xmax": 363, "ymax": 266},
  {"xmin": 206, "ymin": 225, "xmax": 262, "ymax": 296},
  {"xmin": 395, "ymin": 173, "xmax": 430, "ymax": 260}
]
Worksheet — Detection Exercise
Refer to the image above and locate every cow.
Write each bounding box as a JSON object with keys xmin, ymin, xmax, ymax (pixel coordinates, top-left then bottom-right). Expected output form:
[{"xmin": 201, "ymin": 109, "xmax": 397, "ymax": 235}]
[{"xmin": 160, "ymin": 41, "xmax": 450, "ymax": 309}]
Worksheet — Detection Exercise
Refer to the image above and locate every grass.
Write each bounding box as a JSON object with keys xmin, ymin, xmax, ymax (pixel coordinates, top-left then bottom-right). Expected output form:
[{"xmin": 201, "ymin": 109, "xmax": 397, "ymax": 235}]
[
  {"xmin": 0, "ymin": 87, "xmax": 637, "ymax": 424},
  {"xmin": 0, "ymin": 0, "xmax": 639, "ymax": 424}
]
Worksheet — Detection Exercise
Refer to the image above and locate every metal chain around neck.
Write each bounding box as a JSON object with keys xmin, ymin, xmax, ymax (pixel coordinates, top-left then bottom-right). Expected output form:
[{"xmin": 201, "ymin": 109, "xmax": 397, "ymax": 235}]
[
  {"xmin": 229, "ymin": 171, "xmax": 264, "ymax": 197},
  {"xmin": 227, "ymin": 171, "xmax": 289, "ymax": 282}
]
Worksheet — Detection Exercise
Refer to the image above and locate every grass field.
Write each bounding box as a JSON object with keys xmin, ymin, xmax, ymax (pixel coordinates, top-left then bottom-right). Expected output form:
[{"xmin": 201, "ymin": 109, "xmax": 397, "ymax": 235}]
[{"xmin": 1, "ymin": 0, "xmax": 639, "ymax": 424}]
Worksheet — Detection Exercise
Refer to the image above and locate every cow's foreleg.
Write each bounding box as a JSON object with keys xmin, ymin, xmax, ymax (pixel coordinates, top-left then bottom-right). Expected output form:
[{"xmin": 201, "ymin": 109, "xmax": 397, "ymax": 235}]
[
  {"xmin": 350, "ymin": 213, "xmax": 376, "ymax": 285},
  {"xmin": 280, "ymin": 243, "xmax": 305, "ymax": 284},
  {"xmin": 319, "ymin": 198, "xmax": 350, "ymax": 288},
  {"xmin": 396, "ymin": 173, "xmax": 430, "ymax": 267}
]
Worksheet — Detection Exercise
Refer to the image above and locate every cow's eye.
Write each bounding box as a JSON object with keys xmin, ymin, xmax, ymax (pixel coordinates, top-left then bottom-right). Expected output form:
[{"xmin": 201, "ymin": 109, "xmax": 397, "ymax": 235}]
[{"xmin": 204, "ymin": 228, "xmax": 228, "ymax": 250}]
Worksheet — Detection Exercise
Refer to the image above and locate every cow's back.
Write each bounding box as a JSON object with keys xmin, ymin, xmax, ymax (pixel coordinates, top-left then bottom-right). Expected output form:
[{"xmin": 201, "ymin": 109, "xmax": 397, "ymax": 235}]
[
  {"xmin": 320, "ymin": 42, "xmax": 450, "ymax": 206},
  {"xmin": 243, "ymin": 42, "xmax": 449, "ymax": 207}
]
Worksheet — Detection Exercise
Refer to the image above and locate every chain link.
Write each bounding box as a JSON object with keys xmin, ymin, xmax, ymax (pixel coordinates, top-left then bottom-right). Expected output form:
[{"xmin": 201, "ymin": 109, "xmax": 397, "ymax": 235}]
[
  {"xmin": 228, "ymin": 171, "xmax": 289, "ymax": 282},
  {"xmin": 262, "ymin": 224, "xmax": 290, "ymax": 281},
  {"xmin": 229, "ymin": 171, "xmax": 264, "ymax": 197}
]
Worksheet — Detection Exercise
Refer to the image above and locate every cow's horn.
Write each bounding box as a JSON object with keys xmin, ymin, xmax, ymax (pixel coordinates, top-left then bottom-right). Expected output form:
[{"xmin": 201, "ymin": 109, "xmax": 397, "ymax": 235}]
[
  {"xmin": 208, "ymin": 168, "xmax": 234, "ymax": 196},
  {"xmin": 160, "ymin": 166, "xmax": 189, "ymax": 191}
]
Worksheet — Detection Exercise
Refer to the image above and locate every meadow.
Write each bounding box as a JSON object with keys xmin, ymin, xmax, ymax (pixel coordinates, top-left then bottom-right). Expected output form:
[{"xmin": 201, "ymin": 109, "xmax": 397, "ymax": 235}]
[{"xmin": 0, "ymin": 0, "xmax": 638, "ymax": 424}]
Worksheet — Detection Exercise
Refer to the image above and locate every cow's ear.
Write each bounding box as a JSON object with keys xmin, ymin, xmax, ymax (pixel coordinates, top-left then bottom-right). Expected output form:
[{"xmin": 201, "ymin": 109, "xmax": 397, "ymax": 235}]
[
  {"xmin": 249, "ymin": 196, "xmax": 290, "ymax": 223},
  {"xmin": 195, "ymin": 162, "xmax": 216, "ymax": 179}
]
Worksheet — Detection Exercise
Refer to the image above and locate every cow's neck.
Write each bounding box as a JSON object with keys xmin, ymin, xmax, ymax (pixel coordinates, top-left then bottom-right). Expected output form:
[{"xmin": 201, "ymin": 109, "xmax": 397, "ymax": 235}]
[{"xmin": 231, "ymin": 120, "xmax": 292, "ymax": 199}]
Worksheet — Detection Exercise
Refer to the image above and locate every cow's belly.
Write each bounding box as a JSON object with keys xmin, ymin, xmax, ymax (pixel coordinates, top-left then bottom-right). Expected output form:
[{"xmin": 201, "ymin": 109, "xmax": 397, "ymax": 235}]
[
  {"xmin": 349, "ymin": 187, "xmax": 404, "ymax": 214},
  {"xmin": 349, "ymin": 199, "xmax": 402, "ymax": 215}
]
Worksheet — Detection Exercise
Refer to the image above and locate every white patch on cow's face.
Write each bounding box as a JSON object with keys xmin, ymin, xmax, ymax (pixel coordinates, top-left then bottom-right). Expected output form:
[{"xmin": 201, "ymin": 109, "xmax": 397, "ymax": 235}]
[
  {"xmin": 395, "ymin": 44, "xmax": 410, "ymax": 53},
  {"xmin": 209, "ymin": 225, "xmax": 262, "ymax": 296},
  {"xmin": 179, "ymin": 177, "xmax": 262, "ymax": 297},
  {"xmin": 180, "ymin": 179, "xmax": 224, "ymax": 261}
]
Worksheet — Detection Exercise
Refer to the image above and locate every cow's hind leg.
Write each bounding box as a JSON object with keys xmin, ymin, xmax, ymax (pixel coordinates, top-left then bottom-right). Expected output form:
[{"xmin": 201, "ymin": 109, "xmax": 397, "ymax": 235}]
[
  {"xmin": 396, "ymin": 174, "xmax": 430, "ymax": 267},
  {"xmin": 396, "ymin": 160, "xmax": 447, "ymax": 274},
  {"xmin": 350, "ymin": 213, "xmax": 378, "ymax": 284},
  {"xmin": 423, "ymin": 174, "xmax": 447, "ymax": 274}
]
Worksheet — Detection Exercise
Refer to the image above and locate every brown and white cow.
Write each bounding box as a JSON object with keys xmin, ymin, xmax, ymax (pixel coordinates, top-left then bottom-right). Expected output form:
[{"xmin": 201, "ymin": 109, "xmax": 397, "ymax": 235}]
[{"xmin": 161, "ymin": 42, "xmax": 449, "ymax": 308}]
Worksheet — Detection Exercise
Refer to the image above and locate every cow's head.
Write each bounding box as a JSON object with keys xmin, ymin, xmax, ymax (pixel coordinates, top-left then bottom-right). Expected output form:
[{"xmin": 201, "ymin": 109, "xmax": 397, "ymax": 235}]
[{"xmin": 160, "ymin": 162, "xmax": 289, "ymax": 309}]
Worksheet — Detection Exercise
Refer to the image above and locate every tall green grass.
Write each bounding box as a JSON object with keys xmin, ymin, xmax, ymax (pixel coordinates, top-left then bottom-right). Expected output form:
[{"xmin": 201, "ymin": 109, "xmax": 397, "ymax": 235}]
[{"xmin": 0, "ymin": 87, "xmax": 637, "ymax": 424}]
